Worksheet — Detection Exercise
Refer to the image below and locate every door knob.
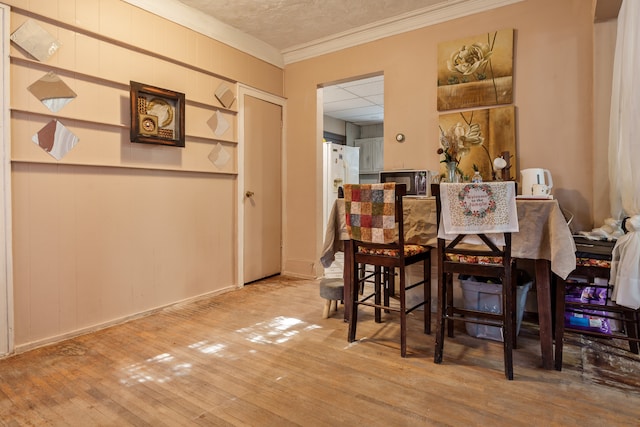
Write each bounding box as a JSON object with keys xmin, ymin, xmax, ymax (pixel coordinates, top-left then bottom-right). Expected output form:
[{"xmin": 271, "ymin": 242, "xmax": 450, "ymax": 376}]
[{"xmin": 245, "ymin": 191, "xmax": 255, "ymax": 198}]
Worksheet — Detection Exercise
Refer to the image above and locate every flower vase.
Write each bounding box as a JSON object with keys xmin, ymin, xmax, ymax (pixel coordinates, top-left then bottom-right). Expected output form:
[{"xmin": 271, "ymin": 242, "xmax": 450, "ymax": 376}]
[{"xmin": 446, "ymin": 161, "xmax": 458, "ymax": 183}]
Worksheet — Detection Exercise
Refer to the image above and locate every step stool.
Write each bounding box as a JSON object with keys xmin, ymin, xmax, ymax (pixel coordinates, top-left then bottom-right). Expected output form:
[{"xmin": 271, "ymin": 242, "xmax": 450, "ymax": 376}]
[{"xmin": 319, "ymin": 278, "xmax": 344, "ymax": 319}]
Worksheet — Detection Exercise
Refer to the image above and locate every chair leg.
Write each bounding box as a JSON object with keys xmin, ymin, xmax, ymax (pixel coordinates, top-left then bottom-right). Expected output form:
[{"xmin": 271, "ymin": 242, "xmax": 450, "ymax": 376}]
[
  {"xmin": 554, "ymin": 278, "xmax": 567, "ymax": 371},
  {"xmin": 424, "ymin": 257, "xmax": 431, "ymax": 335},
  {"xmin": 388, "ymin": 267, "xmax": 396, "ymax": 298},
  {"xmin": 322, "ymin": 300, "xmax": 331, "ymax": 319},
  {"xmin": 434, "ymin": 271, "xmax": 447, "ymax": 364},
  {"xmin": 358, "ymin": 264, "xmax": 366, "ymax": 295},
  {"xmin": 511, "ymin": 269, "xmax": 519, "ymax": 350},
  {"xmin": 624, "ymin": 309, "xmax": 639, "ymax": 354},
  {"xmin": 399, "ymin": 268, "xmax": 407, "ymax": 357},
  {"xmin": 502, "ymin": 271, "xmax": 515, "ymax": 380},
  {"xmin": 446, "ymin": 274, "xmax": 455, "ymax": 338},
  {"xmin": 374, "ymin": 266, "xmax": 382, "ymax": 323},
  {"xmin": 348, "ymin": 264, "xmax": 360, "ymax": 343},
  {"xmin": 384, "ymin": 267, "xmax": 392, "ymax": 314}
]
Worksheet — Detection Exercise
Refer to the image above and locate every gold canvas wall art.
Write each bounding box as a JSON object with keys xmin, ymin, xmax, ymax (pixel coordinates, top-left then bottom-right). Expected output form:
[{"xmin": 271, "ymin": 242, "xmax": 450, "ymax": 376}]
[
  {"xmin": 438, "ymin": 106, "xmax": 516, "ymax": 181},
  {"xmin": 437, "ymin": 29, "xmax": 514, "ymax": 111}
]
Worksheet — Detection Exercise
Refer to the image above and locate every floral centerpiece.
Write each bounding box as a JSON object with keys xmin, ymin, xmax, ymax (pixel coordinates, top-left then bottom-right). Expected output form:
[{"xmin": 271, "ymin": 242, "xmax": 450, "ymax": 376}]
[
  {"xmin": 437, "ymin": 123, "xmax": 464, "ymax": 165},
  {"xmin": 437, "ymin": 112, "xmax": 499, "ymax": 181},
  {"xmin": 437, "ymin": 121, "xmax": 483, "ymax": 181}
]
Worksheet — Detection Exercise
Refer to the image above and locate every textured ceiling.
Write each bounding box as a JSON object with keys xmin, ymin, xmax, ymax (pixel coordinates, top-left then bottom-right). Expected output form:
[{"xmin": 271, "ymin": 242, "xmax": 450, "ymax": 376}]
[
  {"xmin": 176, "ymin": 0, "xmax": 450, "ymax": 51},
  {"xmin": 175, "ymin": 0, "xmax": 455, "ymax": 125}
]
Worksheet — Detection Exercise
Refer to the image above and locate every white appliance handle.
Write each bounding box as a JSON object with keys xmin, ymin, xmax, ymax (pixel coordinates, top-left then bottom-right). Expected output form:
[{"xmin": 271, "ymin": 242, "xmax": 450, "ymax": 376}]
[{"xmin": 544, "ymin": 169, "xmax": 553, "ymax": 189}]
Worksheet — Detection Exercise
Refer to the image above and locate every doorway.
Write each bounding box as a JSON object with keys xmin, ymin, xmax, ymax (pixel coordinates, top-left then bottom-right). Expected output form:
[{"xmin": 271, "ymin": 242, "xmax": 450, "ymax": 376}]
[
  {"xmin": 319, "ymin": 75, "xmax": 384, "ymax": 279},
  {"xmin": 319, "ymin": 74, "xmax": 384, "ymax": 236},
  {"xmin": 238, "ymin": 85, "xmax": 286, "ymax": 285}
]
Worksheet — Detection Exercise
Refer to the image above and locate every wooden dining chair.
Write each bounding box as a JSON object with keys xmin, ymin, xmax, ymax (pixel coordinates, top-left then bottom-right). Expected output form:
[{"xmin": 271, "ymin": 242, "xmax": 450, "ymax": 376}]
[
  {"xmin": 343, "ymin": 183, "xmax": 431, "ymax": 357},
  {"xmin": 432, "ymin": 182, "xmax": 519, "ymax": 380}
]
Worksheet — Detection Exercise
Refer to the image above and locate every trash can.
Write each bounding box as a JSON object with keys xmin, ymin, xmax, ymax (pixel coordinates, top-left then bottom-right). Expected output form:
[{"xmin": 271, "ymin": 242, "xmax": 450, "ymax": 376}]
[{"xmin": 460, "ymin": 274, "xmax": 532, "ymax": 342}]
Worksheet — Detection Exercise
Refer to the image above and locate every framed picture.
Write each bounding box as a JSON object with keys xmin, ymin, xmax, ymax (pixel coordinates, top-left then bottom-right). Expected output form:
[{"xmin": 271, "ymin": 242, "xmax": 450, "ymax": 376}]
[
  {"xmin": 437, "ymin": 29, "xmax": 514, "ymax": 111},
  {"xmin": 438, "ymin": 105, "xmax": 516, "ymax": 181},
  {"xmin": 130, "ymin": 81, "xmax": 185, "ymax": 147}
]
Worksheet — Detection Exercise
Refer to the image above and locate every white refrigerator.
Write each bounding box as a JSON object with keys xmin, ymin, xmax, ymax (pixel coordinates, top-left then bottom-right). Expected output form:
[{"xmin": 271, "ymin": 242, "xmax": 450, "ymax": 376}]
[{"xmin": 323, "ymin": 142, "xmax": 360, "ymax": 234}]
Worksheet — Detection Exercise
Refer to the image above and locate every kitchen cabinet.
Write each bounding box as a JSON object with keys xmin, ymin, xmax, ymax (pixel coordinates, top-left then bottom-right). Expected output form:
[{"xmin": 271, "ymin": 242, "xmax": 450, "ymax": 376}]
[{"xmin": 354, "ymin": 137, "xmax": 383, "ymax": 174}]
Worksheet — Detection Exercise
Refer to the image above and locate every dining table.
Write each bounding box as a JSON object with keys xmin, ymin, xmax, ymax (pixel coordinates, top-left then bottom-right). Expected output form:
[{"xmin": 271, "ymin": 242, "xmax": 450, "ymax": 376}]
[{"xmin": 320, "ymin": 195, "xmax": 577, "ymax": 370}]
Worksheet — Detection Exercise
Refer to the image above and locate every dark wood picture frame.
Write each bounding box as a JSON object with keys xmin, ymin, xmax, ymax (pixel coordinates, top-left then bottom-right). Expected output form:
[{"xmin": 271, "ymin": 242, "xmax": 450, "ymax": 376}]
[{"xmin": 130, "ymin": 81, "xmax": 185, "ymax": 147}]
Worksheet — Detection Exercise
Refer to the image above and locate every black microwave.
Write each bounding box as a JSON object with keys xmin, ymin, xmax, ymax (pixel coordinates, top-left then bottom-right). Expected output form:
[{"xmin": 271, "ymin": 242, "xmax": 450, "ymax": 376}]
[{"xmin": 379, "ymin": 170, "xmax": 434, "ymax": 196}]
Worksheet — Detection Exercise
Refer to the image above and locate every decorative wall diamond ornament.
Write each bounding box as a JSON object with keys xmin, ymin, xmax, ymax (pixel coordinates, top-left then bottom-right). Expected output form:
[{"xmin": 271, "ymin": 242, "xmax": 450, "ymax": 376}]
[
  {"xmin": 208, "ymin": 143, "xmax": 230, "ymax": 169},
  {"xmin": 28, "ymin": 72, "xmax": 77, "ymax": 113},
  {"xmin": 32, "ymin": 120, "xmax": 79, "ymax": 160},
  {"xmin": 10, "ymin": 19, "xmax": 61, "ymax": 62},
  {"xmin": 207, "ymin": 110, "xmax": 230, "ymax": 136},
  {"xmin": 214, "ymin": 82, "xmax": 235, "ymax": 108}
]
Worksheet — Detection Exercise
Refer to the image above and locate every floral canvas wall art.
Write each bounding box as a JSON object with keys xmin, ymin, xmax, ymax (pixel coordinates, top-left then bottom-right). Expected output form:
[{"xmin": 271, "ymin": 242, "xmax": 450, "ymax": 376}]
[
  {"xmin": 437, "ymin": 29, "xmax": 514, "ymax": 111},
  {"xmin": 438, "ymin": 106, "xmax": 516, "ymax": 181}
]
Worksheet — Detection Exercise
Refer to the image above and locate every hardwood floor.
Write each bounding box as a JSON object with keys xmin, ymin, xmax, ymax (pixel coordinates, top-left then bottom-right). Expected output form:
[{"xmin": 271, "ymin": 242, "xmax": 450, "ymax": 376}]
[{"xmin": 0, "ymin": 275, "xmax": 638, "ymax": 426}]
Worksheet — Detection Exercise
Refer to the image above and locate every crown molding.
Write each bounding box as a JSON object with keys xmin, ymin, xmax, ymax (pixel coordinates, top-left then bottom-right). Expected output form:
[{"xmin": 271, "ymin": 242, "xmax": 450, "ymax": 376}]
[
  {"xmin": 121, "ymin": 0, "xmax": 285, "ymax": 68},
  {"xmin": 282, "ymin": 0, "xmax": 524, "ymax": 65},
  {"xmin": 123, "ymin": 0, "xmax": 523, "ymax": 69}
]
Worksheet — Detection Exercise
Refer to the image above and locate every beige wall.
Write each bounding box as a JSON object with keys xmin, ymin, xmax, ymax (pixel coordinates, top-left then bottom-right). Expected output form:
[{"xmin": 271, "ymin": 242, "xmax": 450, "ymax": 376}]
[
  {"xmin": 593, "ymin": 19, "xmax": 617, "ymax": 226},
  {"xmin": 284, "ymin": 0, "xmax": 601, "ymax": 278},
  {"xmin": 6, "ymin": 0, "xmax": 283, "ymax": 349},
  {"xmin": 12, "ymin": 164, "xmax": 237, "ymax": 344}
]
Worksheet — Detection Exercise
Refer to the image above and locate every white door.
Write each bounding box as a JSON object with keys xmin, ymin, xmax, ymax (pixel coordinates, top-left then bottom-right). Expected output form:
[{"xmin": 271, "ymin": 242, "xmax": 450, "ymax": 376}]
[
  {"xmin": 240, "ymin": 90, "xmax": 284, "ymax": 284},
  {"xmin": 0, "ymin": 4, "xmax": 13, "ymax": 356}
]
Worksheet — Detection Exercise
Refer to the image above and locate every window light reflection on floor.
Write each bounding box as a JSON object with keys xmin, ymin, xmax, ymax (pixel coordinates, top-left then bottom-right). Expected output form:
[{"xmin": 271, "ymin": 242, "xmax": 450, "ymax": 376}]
[
  {"xmin": 189, "ymin": 341, "xmax": 227, "ymax": 355},
  {"xmin": 120, "ymin": 353, "xmax": 193, "ymax": 386},
  {"xmin": 120, "ymin": 317, "xmax": 323, "ymax": 385},
  {"xmin": 235, "ymin": 316, "xmax": 320, "ymax": 345}
]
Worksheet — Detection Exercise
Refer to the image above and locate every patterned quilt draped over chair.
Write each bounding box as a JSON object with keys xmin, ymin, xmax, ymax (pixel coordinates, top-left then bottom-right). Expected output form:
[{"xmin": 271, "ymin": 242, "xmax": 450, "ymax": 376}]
[{"xmin": 343, "ymin": 183, "xmax": 432, "ymax": 357}]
